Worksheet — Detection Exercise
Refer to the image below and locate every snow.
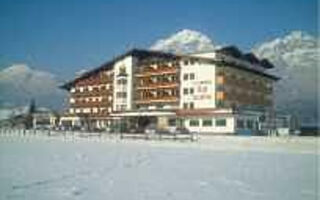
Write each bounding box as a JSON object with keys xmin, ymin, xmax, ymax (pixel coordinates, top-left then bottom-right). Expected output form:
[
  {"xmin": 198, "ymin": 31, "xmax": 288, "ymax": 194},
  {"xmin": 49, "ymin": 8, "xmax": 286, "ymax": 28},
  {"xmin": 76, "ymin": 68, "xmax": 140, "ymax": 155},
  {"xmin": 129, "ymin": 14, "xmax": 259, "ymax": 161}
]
[
  {"xmin": 0, "ymin": 133, "xmax": 319, "ymax": 200},
  {"xmin": 150, "ymin": 29, "xmax": 216, "ymax": 54}
]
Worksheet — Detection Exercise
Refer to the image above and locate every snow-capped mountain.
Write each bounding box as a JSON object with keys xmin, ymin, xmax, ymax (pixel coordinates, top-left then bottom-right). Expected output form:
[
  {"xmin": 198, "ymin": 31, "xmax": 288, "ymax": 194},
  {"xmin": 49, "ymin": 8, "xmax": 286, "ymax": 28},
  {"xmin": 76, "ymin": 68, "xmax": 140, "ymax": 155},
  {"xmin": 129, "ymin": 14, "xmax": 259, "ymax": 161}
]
[
  {"xmin": 150, "ymin": 29, "xmax": 216, "ymax": 54},
  {"xmin": 0, "ymin": 64, "xmax": 66, "ymax": 109},
  {"xmin": 253, "ymin": 31, "xmax": 319, "ymax": 126},
  {"xmin": 150, "ymin": 29, "xmax": 318, "ymax": 126}
]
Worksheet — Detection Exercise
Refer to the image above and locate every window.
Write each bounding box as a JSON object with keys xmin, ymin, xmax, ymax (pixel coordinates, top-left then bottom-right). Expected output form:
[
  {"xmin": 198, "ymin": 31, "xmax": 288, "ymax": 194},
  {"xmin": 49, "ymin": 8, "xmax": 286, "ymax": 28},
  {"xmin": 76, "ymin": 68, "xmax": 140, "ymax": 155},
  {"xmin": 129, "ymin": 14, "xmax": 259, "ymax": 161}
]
[
  {"xmin": 189, "ymin": 102, "xmax": 194, "ymax": 109},
  {"xmin": 92, "ymin": 107, "xmax": 98, "ymax": 113},
  {"xmin": 120, "ymin": 105, "xmax": 126, "ymax": 110},
  {"xmin": 190, "ymin": 73, "xmax": 195, "ymax": 80},
  {"xmin": 108, "ymin": 107, "xmax": 112, "ymax": 112},
  {"xmin": 184, "ymin": 60, "xmax": 189, "ymax": 65},
  {"xmin": 116, "ymin": 92, "xmax": 127, "ymax": 98},
  {"xmin": 217, "ymin": 76, "xmax": 224, "ymax": 84},
  {"xmin": 117, "ymin": 79, "xmax": 127, "ymax": 85},
  {"xmin": 190, "ymin": 88, "xmax": 194, "ymax": 94},
  {"xmin": 247, "ymin": 120, "xmax": 253, "ymax": 129},
  {"xmin": 237, "ymin": 119, "xmax": 245, "ymax": 128},
  {"xmin": 216, "ymin": 91, "xmax": 225, "ymax": 100},
  {"xmin": 216, "ymin": 119, "xmax": 227, "ymax": 127},
  {"xmin": 202, "ymin": 119, "xmax": 212, "ymax": 127},
  {"xmin": 69, "ymin": 98, "xmax": 75, "ymax": 104},
  {"xmin": 189, "ymin": 119, "xmax": 199, "ymax": 127},
  {"xmin": 183, "ymin": 74, "xmax": 188, "ymax": 80},
  {"xmin": 83, "ymin": 108, "xmax": 91, "ymax": 113},
  {"xmin": 202, "ymin": 86, "xmax": 207, "ymax": 93},
  {"xmin": 217, "ymin": 100, "xmax": 225, "ymax": 107},
  {"xmin": 183, "ymin": 88, "xmax": 188, "ymax": 95},
  {"xmin": 183, "ymin": 103, "xmax": 188, "ymax": 109},
  {"xmin": 169, "ymin": 119, "xmax": 176, "ymax": 126}
]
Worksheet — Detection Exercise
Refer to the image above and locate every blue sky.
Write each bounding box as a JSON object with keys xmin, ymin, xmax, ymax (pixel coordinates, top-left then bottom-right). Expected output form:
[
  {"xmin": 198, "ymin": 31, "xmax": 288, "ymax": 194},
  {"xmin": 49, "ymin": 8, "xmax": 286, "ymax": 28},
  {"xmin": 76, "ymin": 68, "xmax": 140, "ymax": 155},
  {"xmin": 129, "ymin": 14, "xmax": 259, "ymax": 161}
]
[{"xmin": 0, "ymin": 0, "xmax": 317, "ymax": 80}]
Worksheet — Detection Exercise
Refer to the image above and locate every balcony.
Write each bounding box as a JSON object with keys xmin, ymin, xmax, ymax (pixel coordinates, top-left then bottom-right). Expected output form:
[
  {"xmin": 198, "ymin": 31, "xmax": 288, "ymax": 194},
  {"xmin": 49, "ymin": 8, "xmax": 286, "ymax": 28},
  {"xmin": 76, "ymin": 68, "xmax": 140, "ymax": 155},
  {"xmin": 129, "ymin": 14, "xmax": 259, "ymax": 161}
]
[
  {"xmin": 136, "ymin": 82, "xmax": 178, "ymax": 90},
  {"xmin": 135, "ymin": 68, "xmax": 178, "ymax": 77},
  {"xmin": 70, "ymin": 99, "xmax": 112, "ymax": 108},
  {"xmin": 135, "ymin": 96, "xmax": 178, "ymax": 104},
  {"xmin": 72, "ymin": 89, "xmax": 113, "ymax": 97}
]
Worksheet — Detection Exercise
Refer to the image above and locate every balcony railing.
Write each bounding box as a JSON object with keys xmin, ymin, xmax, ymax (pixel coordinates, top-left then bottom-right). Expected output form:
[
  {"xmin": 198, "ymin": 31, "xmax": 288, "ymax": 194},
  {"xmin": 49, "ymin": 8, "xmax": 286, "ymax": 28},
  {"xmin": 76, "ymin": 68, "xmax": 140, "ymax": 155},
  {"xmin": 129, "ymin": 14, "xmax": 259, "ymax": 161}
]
[
  {"xmin": 135, "ymin": 68, "xmax": 178, "ymax": 77},
  {"xmin": 136, "ymin": 82, "xmax": 178, "ymax": 90},
  {"xmin": 72, "ymin": 89, "xmax": 113, "ymax": 97},
  {"xmin": 135, "ymin": 96, "xmax": 178, "ymax": 104},
  {"xmin": 70, "ymin": 100, "xmax": 112, "ymax": 108}
]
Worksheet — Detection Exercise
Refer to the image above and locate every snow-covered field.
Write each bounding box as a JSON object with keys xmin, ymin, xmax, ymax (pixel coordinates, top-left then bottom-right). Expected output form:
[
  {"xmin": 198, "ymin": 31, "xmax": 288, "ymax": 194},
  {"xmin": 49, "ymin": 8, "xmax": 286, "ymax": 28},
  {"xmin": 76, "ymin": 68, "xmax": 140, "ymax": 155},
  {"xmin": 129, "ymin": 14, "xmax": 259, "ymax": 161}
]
[{"xmin": 0, "ymin": 133, "xmax": 319, "ymax": 200}]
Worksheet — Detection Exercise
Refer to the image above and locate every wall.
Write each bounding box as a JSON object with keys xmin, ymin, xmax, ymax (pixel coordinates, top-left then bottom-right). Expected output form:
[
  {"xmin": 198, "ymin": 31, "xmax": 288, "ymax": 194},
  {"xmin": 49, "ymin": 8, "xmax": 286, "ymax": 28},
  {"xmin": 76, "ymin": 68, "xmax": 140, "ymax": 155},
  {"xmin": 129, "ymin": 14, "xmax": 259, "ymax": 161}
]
[
  {"xmin": 215, "ymin": 65, "xmax": 274, "ymax": 108},
  {"xmin": 180, "ymin": 60, "xmax": 216, "ymax": 109},
  {"xmin": 113, "ymin": 56, "xmax": 135, "ymax": 111},
  {"xmin": 68, "ymin": 69, "xmax": 113, "ymax": 117}
]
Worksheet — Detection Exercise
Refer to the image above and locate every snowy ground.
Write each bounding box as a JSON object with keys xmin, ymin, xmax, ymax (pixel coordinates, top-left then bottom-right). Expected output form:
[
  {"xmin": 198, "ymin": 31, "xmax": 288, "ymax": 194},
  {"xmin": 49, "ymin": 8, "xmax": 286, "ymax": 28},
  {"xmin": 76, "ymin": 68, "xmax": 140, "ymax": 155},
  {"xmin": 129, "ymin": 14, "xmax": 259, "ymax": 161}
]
[{"xmin": 0, "ymin": 133, "xmax": 319, "ymax": 200}]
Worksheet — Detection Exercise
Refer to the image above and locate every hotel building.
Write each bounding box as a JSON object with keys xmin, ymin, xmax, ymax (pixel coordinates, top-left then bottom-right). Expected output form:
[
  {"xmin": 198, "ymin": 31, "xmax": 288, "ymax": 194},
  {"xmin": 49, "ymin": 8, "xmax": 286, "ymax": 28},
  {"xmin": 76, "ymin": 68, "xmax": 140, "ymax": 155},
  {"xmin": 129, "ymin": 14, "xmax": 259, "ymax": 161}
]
[{"xmin": 60, "ymin": 47, "xmax": 280, "ymax": 135}]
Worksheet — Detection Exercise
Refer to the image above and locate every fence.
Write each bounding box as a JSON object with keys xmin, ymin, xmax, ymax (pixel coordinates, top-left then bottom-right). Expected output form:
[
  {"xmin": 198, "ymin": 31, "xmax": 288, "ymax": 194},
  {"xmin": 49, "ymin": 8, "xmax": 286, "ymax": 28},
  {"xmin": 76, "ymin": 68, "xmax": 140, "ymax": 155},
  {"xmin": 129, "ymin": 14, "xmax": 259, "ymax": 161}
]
[{"xmin": 0, "ymin": 128, "xmax": 197, "ymax": 142}]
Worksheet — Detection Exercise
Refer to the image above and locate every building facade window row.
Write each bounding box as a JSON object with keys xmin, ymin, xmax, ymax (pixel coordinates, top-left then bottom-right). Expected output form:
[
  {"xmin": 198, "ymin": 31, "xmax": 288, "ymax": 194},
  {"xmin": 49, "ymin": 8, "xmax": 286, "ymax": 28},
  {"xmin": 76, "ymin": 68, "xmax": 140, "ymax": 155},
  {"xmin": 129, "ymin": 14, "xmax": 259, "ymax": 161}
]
[
  {"xmin": 69, "ymin": 107, "xmax": 111, "ymax": 114},
  {"xmin": 189, "ymin": 118, "xmax": 227, "ymax": 127},
  {"xmin": 70, "ymin": 96, "xmax": 107, "ymax": 104},
  {"xmin": 183, "ymin": 73, "xmax": 195, "ymax": 81},
  {"xmin": 71, "ymin": 84, "xmax": 112, "ymax": 93}
]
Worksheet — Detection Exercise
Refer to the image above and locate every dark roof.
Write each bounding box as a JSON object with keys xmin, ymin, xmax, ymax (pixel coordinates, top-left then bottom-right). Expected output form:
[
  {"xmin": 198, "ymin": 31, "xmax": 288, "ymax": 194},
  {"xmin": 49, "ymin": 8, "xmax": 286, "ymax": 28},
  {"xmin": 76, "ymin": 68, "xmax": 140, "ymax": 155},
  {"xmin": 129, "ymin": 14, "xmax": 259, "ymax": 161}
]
[
  {"xmin": 217, "ymin": 60, "xmax": 279, "ymax": 80},
  {"xmin": 216, "ymin": 46, "xmax": 243, "ymax": 58},
  {"xmin": 243, "ymin": 53, "xmax": 260, "ymax": 64},
  {"xmin": 217, "ymin": 46, "xmax": 275, "ymax": 69},
  {"xmin": 260, "ymin": 59, "xmax": 275, "ymax": 69}
]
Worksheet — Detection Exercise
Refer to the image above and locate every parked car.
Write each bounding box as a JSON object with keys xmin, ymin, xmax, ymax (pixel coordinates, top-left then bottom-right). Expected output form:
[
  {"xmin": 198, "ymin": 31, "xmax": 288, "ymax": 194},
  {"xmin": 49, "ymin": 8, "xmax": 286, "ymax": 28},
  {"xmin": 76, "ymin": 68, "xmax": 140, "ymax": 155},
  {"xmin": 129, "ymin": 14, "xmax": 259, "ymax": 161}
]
[{"xmin": 176, "ymin": 127, "xmax": 190, "ymax": 135}]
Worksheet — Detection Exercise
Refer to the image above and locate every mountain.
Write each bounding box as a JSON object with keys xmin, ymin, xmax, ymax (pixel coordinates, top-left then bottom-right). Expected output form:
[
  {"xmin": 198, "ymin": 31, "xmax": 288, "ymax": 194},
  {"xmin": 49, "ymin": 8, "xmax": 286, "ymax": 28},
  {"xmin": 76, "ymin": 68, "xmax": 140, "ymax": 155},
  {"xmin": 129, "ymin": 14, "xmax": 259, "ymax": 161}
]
[
  {"xmin": 253, "ymin": 31, "xmax": 319, "ymax": 126},
  {"xmin": 0, "ymin": 64, "xmax": 66, "ymax": 109},
  {"xmin": 150, "ymin": 29, "xmax": 216, "ymax": 54}
]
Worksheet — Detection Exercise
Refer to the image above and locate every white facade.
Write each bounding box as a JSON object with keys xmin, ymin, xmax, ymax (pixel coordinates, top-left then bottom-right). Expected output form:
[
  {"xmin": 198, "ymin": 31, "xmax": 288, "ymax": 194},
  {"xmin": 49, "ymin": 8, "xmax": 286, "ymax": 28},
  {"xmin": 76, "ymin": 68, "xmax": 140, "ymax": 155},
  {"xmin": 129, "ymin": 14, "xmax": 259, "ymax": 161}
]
[
  {"xmin": 113, "ymin": 56, "xmax": 136, "ymax": 111},
  {"xmin": 180, "ymin": 60, "xmax": 216, "ymax": 109}
]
